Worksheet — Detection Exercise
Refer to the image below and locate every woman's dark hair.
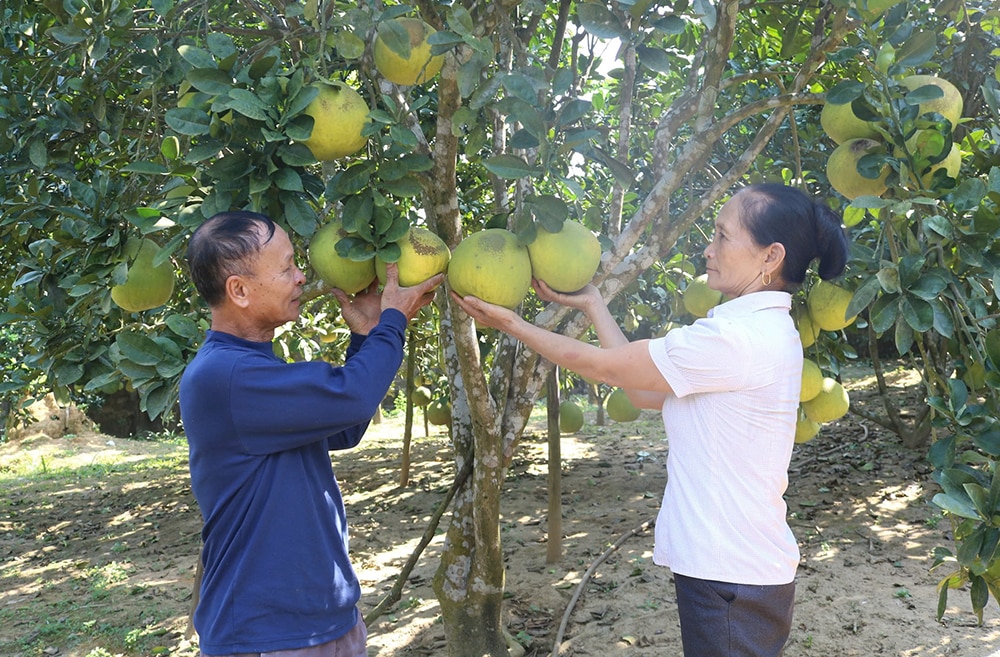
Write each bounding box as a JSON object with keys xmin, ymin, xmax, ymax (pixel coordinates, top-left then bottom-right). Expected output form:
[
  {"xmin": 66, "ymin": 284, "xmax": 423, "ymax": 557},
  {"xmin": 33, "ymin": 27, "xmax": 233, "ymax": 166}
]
[
  {"xmin": 736, "ymin": 183, "xmax": 849, "ymax": 287},
  {"xmin": 187, "ymin": 211, "xmax": 277, "ymax": 306}
]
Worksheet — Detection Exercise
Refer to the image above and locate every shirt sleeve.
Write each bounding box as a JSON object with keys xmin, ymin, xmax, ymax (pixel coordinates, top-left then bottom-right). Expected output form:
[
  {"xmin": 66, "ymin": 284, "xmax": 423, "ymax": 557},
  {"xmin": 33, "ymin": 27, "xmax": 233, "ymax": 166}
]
[
  {"xmin": 231, "ymin": 310, "xmax": 407, "ymax": 454},
  {"xmin": 647, "ymin": 317, "xmax": 754, "ymax": 398}
]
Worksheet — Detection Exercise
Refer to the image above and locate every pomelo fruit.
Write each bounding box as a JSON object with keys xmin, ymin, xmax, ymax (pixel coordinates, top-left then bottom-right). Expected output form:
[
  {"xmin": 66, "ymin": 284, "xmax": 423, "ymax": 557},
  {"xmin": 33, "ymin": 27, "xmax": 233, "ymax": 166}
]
[
  {"xmin": 111, "ymin": 238, "xmax": 175, "ymax": 312},
  {"xmin": 448, "ymin": 228, "xmax": 532, "ymax": 309},
  {"xmin": 807, "ymin": 280, "xmax": 856, "ymax": 332},
  {"xmin": 794, "ymin": 410, "xmax": 822, "ymax": 444},
  {"xmin": 376, "ymin": 226, "xmax": 451, "ymax": 287},
  {"xmin": 797, "ymin": 311, "xmax": 821, "ymax": 348},
  {"xmin": 410, "ymin": 385, "xmax": 432, "ymax": 407},
  {"xmin": 559, "ymin": 400, "xmax": 585, "ymax": 433},
  {"xmin": 426, "ymin": 398, "xmax": 452, "ymax": 426},
  {"xmin": 894, "ymin": 129, "xmax": 962, "ymax": 188},
  {"xmin": 308, "ymin": 220, "xmax": 377, "ymax": 294},
  {"xmin": 373, "ymin": 17, "xmax": 444, "ymax": 86},
  {"xmin": 606, "ymin": 388, "xmax": 641, "ymax": 422},
  {"xmin": 827, "ymin": 138, "xmax": 890, "ymax": 200},
  {"xmin": 800, "ymin": 359, "xmax": 823, "ymax": 402},
  {"xmin": 802, "ymin": 377, "xmax": 850, "ymax": 424},
  {"xmin": 526, "ymin": 221, "xmax": 602, "ymax": 293},
  {"xmin": 683, "ymin": 274, "xmax": 723, "ymax": 318},
  {"xmin": 302, "ymin": 80, "xmax": 370, "ymax": 161},
  {"xmin": 900, "ymin": 74, "xmax": 963, "ymax": 128},
  {"xmin": 820, "ymin": 100, "xmax": 879, "ymax": 145}
]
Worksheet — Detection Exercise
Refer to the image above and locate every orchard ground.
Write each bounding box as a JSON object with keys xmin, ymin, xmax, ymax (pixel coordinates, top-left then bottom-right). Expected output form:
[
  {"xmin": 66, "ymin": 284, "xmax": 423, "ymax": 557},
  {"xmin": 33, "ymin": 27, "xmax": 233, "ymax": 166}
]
[{"xmin": 3, "ymin": 363, "xmax": 1000, "ymax": 657}]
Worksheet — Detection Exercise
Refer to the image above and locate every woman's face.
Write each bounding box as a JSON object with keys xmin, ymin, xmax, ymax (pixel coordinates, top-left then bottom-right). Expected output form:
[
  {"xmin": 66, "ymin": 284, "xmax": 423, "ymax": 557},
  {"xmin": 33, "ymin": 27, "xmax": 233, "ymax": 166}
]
[{"xmin": 703, "ymin": 195, "xmax": 772, "ymax": 298}]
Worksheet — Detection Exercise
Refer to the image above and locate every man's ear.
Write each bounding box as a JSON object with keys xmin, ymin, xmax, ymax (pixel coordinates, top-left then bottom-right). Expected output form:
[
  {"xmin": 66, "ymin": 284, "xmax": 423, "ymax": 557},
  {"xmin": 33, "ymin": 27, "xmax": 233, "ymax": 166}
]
[{"xmin": 225, "ymin": 275, "xmax": 252, "ymax": 309}]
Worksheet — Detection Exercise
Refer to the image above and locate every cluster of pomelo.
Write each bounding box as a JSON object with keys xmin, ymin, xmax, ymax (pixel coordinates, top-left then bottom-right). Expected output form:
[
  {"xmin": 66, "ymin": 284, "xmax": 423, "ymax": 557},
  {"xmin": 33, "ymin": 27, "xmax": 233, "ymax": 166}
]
[
  {"xmin": 307, "ymin": 216, "xmax": 603, "ymax": 310},
  {"xmin": 791, "ymin": 280, "xmax": 858, "ymax": 443},
  {"xmin": 822, "ymin": 74, "xmax": 963, "ymax": 200}
]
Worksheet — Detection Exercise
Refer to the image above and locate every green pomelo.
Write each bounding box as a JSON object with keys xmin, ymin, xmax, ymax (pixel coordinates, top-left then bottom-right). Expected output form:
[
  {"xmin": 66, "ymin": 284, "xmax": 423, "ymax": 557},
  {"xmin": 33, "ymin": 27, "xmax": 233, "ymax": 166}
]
[
  {"xmin": 308, "ymin": 221, "xmax": 377, "ymax": 294},
  {"xmin": 373, "ymin": 17, "xmax": 444, "ymax": 86},
  {"xmin": 801, "ymin": 377, "xmax": 850, "ymax": 424},
  {"xmin": 410, "ymin": 385, "xmax": 432, "ymax": 407},
  {"xmin": 448, "ymin": 228, "xmax": 532, "ymax": 309},
  {"xmin": 426, "ymin": 398, "xmax": 452, "ymax": 426},
  {"xmin": 559, "ymin": 400, "xmax": 585, "ymax": 433},
  {"xmin": 683, "ymin": 274, "xmax": 723, "ymax": 318},
  {"xmin": 110, "ymin": 238, "xmax": 175, "ymax": 312},
  {"xmin": 807, "ymin": 280, "xmax": 857, "ymax": 332},
  {"xmin": 797, "ymin": 311, "xmax": 821, "ymax": 348},
  {"xmin": 376, "ymin": 226, "xmax": 451, "ymax": 287},
  {"xmin": 606, "ymin": 389, "xmax": 641, "ymax": 422},
  {"xmin": 820, "ymin": 101, "xmax": 878, "ymax": 145},
  {"xmin": 894, "ymin": 130, "xmax": 962, "ymax": 188},
  {"xmin": 302, "ymin": 81, "xmax": 370, "ymax": 161},
  {"xmin": 800, "ymin": 359, "xmax": 823, "ymax": 402},
  {"xmin": 827, "ymin": 138, "xmax": 890, "ymax": 200},
  {"xmin": 527, "ymin": 221, "xmax": 602, "ymax": 293}
]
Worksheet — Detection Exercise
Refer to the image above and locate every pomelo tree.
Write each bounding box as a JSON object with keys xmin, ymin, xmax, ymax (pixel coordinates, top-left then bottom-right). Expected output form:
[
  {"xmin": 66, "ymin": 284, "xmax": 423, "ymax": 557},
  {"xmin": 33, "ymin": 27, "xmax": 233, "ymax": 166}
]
[{"xmin": 3, "ymin": 0, "xmax": 1000, "ymax": 652}]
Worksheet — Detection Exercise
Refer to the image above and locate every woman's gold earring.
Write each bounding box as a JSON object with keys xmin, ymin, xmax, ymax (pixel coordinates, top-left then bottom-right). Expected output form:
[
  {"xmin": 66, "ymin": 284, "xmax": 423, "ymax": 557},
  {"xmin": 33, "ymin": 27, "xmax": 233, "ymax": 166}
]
[{"xmin": 761, "ymin": 271, "xmax": 772, "ymax": 286}]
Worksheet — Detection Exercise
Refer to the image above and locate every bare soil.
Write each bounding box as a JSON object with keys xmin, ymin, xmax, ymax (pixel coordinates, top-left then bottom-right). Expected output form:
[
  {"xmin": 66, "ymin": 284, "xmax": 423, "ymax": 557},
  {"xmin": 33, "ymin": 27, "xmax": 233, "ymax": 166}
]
[{"xmin": 3, "ymin": 365, "xmax": 1000, "ymax": 657}]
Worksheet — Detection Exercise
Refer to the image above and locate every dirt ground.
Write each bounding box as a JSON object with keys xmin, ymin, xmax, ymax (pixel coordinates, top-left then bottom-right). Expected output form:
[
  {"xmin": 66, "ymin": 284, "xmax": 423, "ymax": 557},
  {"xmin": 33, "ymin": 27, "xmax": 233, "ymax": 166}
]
[{"xmin": 3, "ymin": 365, "xmax": 1000, "ymax": 657}]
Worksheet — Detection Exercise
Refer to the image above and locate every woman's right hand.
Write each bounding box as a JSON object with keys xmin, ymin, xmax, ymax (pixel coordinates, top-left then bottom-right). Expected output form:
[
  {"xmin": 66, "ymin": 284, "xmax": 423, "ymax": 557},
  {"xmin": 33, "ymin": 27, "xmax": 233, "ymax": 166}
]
[{"xmin": 533, "ymin": 279, "xmax": 602, "ymax": 312}]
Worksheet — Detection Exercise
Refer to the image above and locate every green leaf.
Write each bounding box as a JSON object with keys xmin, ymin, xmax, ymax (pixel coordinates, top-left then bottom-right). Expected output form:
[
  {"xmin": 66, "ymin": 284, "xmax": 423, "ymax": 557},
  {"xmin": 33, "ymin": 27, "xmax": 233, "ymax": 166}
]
[
  {"xmin": 868, "ymin": 293, "xmax": 898, "ymax": 334},
  {"xmin": 188, "ymin": 68, "xmax": 234, "ymax": 95},
  {"xmin": 226, "ymin": 89, "xmax": 272, "ymax": 121},
  {"xmin": 280, "ymin": 192, "xmax": 316, "ymax": 237},
  {"xmin": 636, "ymin": 46, "xmax": 671, "ymax": 74},
  {"xmin": 121, "ymin": 161, "xmax": 169, "ymax": 175},
  {"xmin": 577, "ymin": 3, "xmax": 625, "ymax": 39},
  {"xmin": 825, "ymin": 80, "xmax": 865, "ymax": 105},
  {"xmin": 376, "ymin": 19, "xmax": 411, "ymax": 58},
  {"xmin": 901, "ymin": 295, "xmax": 934, "ymax": 331},
  {"xmin": 894, "ymin": 317, "xmax": 914, "ymax": 355},
  {"xmin": 527, "ymin": 194, "xmax": 569, "ymax": 231},
  {"xmin": 893, "ymin": 30, "xmax": 937, "ymax": 69},
  {"xmin": 985, "ymin": 330, "xmax": 1000, "ymax": 371},
  {"xmin": 483, "ymin": 154, "xmax": 539, "ymax": 179},
  {"xmin": 933, "ymin": 492, "xmax": 981, "ymax": 521},
  {"xmin": 165, "ymin": 108, "xmax": 211, "ymax": 136},
  {"xmin": 381, "ymin": 175, "xmax": 424, "ymax": 198},
  {"xmin": 117, "ymin": 332, "xmax": 165, "ymax": 367},
  {"xmin": 556, "ymin": 99, "xmax": 593, "ymax": 128},
  {"xmin": 333, "ymin": 30, "xmax": 366, "ymax": 60},
  {"xmin": 273, "ymin": 168, "xmax": 304, "ymax": 192}
]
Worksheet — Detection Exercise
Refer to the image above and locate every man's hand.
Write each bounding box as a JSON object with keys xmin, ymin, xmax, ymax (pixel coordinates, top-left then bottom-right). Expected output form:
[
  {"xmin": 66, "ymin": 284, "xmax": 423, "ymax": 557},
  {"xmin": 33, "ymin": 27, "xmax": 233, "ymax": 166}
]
[
  {"xmin": 332, "ymin": 277, "xmax": 383, "ymax": 335},
  {"xmin": 380, "ymin": 263, "xmax": 444, "ymax": 321}
]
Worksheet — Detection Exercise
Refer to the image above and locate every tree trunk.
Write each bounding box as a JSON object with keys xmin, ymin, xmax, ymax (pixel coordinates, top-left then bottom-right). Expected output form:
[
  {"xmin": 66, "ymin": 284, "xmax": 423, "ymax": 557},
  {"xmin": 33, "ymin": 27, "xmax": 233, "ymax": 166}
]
[{"xmin": 546, "ymin": 368, "xmax": 562, "ymax": 564}]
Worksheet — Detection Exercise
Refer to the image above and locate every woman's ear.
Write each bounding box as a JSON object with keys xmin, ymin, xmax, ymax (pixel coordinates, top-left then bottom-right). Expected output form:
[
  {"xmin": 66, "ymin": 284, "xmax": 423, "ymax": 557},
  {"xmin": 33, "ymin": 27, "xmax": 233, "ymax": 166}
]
[{"xmin": 765, "ymin": 242, "xmax": 786, "ymax": 268}]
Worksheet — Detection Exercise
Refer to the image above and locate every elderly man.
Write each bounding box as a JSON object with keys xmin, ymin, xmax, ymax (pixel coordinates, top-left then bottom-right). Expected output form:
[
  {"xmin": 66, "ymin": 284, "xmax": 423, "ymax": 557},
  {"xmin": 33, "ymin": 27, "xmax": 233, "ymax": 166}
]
[{"xmin": 179, "ymin": 210, "xmax": 441, "ymax": 657}]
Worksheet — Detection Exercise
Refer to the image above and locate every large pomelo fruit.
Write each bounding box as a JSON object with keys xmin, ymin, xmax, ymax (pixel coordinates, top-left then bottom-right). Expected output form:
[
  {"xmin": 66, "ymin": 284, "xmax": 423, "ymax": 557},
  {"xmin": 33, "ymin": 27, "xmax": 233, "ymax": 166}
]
[
  {"xmin": 800, "ymin": 359, "xmax": 823, "ymax": 402},
  {"xmin": 827, "ymin": 138, "xmax": 890, "ymax": 200},
  {"xmin": 374, "ymin": 17, "xmax": 444, "ymax": 86},
  {"xmin": 683, "ymin": 274, "xmax": 723, "ymax": 318},
  {"xmin": 448, "ymin": 229, "xmax": 532, "ymax": 309},
  {"xmin": 894, "ymin": 129, "xmax": 962, "ymax": 188},
  {"xmin": 801, "ymin": 377, "xmax": 850, "ymax": 424},
  {"xmin": 820, "ymin": 101, "xmax": 879, "ymax": 145},
  {"xmin": 900, "ymin": 74, "xmax": 963, "ymax": 128},
  {"xmin": 527, "ymin": 221, "xmax": 602, "ymax": 293},
  {"xmin": 606, "ymin": 389, "xmax": 641, "ymax": 422},
  {"xmin": 794, "ymin": 410, "xmax": 822, "ymax": 444},
  {"xmin": 111, "ymin": 238, "xmax": 175, "ymax": 312},
  {"xmin": 308, "ymin": 221, "xmax": 377, "ymax": 294},
  {"xmin": 426, "ymin": 398, "xmax": 452, "ymax": 426},
  {"xmin": 559, "ymin": 400, "xmax": 585, "ymax": 433},
  {"xmin": 376, "ymin": 226, "xmax": 450, "ymax": 287},
  {"xmin": 807, "ymin": 281, "xmax": 856, "ymax": 332},
  {"xmin": 302, "ymin": 81, "xmax": 370, "ymax": 161}
]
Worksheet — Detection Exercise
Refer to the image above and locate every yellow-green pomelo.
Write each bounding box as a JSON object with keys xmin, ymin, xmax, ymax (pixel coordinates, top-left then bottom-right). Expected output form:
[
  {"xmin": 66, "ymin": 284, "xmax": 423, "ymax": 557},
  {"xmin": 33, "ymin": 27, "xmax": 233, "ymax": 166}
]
[
  {"xmin": 827, "ymin": 138, "xmax": 890, "ymax": 200},
  {"xmin": 376, "ymin": 226, "xmax": 451, "ymax": 287},
  {"xmin": 606, "ymin": 389, "xmax": 641, "ymax": 422},
  {"xmin": 410, "ymin": 386, "xmax": 432, "ymax": 407},
  {"xmin": 794, "ymin": 410, "xmax": 822, "ymax": 444},
  {"xmin": 894, "ymin": 130, "xmax": 962, "ymax": 188},
  {"xmin": 820, "ymin": 101, "xmax": 879, "ymax": 145},
  {"xmin": 801, "ymin": 377, "xmax": 850, "ymax": 424},
  {"xmin": 373, "ymin": 17, "xmax": 444, "ymax": 86},
  {"xmin": 111, "ymin": 238, "xmax": 175, "ymax": 312},
  {"xmin": 526, "ymin": 221, "xmax": 602, "ymax": 293},
  {"xmin": 800, "ymin": 359, "xmax": 823, "ymax": 402},
  {"xmin": 900, "ymin": 75, "xmax": 963, "ymax": 128},
  {"xmin": 797, "ymin": 311, "xmax": 821, "ymax": 348},
  {"xmin": 302, "ymin": 81, "xmax": 370, "ymax": 161},
  {"xmin": 683, "ymin": 274, "xmax": 723, "ymax": 318},
  {"xmin": 426, "ymin": 398, "xmax": 451, "ymax": 426},
  {"xmin": 448, "ymin": 228, "xmax": 532, "ymax": 309},
  {"xmin": 308, "ymin": 221, "xmax": 377, "ymax": 294},
  {"xmin": 807, "ymin": 280, "xmax": 857, "ymax": 332},
  {"xmin": 559, "ymin": 400, "xmax": 585, "ymax": 433}
]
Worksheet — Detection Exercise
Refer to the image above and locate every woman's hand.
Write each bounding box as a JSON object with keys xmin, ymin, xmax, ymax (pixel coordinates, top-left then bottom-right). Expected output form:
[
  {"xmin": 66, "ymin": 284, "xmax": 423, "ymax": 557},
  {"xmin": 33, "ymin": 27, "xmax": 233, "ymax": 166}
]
[
  {"xmin": 533, "ymin": 279, "xmax": 602, "ymax": 312},
  {"xmin": 449, "ymin": 290, "xmax": 519, "ymax": 331}
]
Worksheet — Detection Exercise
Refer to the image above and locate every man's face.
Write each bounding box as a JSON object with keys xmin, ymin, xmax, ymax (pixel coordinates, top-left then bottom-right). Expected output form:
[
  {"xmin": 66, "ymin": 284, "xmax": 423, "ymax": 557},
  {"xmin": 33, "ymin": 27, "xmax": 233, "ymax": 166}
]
[{"xmin": 240, "ymin": 225, "xmax": 306, "ymax": 329}]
